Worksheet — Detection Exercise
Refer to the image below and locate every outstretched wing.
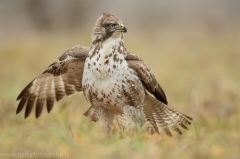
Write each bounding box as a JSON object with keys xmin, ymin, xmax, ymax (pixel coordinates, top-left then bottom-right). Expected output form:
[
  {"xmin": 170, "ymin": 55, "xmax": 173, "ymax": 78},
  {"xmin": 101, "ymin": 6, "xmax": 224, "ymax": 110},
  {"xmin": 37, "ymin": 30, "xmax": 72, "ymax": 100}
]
[
  {"xmin": 126, "ymin": 51, "xmax": 168, "ymax": 105},
  {"xmin": 126, "ymin": 52, "xmax": 193, "ymax": 136},
  {"xmin": 16, "ymin": 45, "xmax": 89, "ymax": 118}
]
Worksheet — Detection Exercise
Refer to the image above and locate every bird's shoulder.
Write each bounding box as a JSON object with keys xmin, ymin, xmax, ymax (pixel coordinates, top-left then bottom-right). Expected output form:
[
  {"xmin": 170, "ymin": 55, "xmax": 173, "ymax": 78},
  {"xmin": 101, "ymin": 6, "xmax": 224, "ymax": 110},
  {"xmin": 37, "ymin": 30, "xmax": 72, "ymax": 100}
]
[{"xmin": 125, "ymin": 51, "xmax": 168, "ymax": 105}]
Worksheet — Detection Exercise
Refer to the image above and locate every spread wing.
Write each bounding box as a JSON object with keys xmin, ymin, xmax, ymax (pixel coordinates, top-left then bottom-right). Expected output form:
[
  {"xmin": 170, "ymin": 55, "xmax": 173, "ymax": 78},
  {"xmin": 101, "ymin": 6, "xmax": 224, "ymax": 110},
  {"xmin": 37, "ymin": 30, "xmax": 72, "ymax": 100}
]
[
  {"xmin": 16, "ymin": 45, "xmax": 89, "ymax": 118},
  {"xmin": 126, "ymin": 51, "xmax": 168, "ymax": 105},
  {"xmin": 126, "ymin": 52, "xmax": 193, "ymax": 136}
]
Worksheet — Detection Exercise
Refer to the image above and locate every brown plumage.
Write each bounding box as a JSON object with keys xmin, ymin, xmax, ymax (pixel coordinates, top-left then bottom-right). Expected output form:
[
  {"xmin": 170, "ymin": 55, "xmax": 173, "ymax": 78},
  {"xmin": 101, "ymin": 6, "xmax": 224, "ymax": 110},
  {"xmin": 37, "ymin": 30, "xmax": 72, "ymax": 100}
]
[
  {"xmin": 16, "ymin": 45, "xmax": 89, "ymax": 118},
  {"xmin": 16, "ymin": 12, "xmax": 193, "ymax": 136}
]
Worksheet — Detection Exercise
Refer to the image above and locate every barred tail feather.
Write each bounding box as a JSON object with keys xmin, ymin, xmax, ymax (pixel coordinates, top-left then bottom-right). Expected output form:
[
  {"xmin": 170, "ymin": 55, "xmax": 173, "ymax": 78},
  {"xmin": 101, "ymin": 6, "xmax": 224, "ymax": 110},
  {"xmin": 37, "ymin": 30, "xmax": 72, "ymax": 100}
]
[
  {"xmin": 143, "ymin": 94, "xmax": 193, "ymax": 136},
  {"xmin": 83, "ymin": 106, "xmax": 125, "ymax": 128},
  {"xmin": 83, "ymin": 106, "xmax": 98, "ymax": 122}
]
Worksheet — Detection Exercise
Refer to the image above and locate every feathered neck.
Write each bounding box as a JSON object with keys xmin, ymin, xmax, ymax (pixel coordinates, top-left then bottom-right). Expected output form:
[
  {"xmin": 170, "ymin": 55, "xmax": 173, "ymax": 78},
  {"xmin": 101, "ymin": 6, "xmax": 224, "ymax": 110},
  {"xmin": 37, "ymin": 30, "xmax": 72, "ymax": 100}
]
[{"xmin": 89, "ymin": 34, "xmax": 127, "ymax": 59}]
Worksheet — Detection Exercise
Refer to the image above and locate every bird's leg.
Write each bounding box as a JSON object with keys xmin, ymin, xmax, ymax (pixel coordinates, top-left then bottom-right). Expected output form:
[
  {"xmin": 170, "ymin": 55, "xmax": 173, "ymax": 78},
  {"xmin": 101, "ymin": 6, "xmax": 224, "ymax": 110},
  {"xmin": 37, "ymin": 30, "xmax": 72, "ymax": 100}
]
[
  {"xmin": 97, "ymin": 107, "xmax": 115, "ymax": 136},
  {"xmin": 116, "ymin": 114, "xmax": 126, "ymax": 131},
  {"xmin": 122, "ymin": 106, "xmax": 145, "ymax": 132}
]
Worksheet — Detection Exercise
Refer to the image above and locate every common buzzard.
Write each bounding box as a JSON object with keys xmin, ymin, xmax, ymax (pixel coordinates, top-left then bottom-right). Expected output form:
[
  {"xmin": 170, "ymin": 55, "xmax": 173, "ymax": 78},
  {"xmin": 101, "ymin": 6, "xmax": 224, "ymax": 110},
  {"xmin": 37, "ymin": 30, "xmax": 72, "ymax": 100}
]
[{"xmin": 16, "ymin": 12, "xmax": 193, "ymax": 136}]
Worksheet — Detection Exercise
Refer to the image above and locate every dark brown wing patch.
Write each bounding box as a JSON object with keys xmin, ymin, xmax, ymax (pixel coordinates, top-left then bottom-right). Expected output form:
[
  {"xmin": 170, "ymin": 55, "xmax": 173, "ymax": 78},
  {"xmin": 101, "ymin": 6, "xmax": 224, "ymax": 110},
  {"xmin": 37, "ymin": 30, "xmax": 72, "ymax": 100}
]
[{"xmin": 126, "ymin": 51, "xmax": 168, "ymax": 105}]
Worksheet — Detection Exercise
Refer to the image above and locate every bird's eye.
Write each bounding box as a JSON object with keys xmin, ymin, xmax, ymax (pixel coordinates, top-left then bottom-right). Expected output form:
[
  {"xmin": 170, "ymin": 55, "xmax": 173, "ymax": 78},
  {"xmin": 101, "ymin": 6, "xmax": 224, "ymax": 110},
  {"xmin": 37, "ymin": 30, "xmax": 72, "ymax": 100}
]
[{"xmin": 110, "ymin": 23, "xmax": 116, "ymax": 28}]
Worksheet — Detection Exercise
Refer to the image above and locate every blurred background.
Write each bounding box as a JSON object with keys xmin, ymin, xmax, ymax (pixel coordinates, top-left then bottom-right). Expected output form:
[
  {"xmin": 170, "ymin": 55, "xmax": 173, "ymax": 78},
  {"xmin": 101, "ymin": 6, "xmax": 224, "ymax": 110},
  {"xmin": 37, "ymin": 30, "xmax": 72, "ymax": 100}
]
[{"xmin": 0, "ymin": 0, "xmax": 239, "ymax": 159}]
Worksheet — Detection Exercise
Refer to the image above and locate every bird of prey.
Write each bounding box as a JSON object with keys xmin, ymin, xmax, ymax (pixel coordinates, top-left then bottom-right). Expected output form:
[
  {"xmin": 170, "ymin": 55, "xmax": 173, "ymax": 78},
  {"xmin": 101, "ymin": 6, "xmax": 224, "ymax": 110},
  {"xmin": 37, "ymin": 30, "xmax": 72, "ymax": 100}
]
[{"xmin": 16, "ymin": 12, "xmax": 193, "ymax": 136}]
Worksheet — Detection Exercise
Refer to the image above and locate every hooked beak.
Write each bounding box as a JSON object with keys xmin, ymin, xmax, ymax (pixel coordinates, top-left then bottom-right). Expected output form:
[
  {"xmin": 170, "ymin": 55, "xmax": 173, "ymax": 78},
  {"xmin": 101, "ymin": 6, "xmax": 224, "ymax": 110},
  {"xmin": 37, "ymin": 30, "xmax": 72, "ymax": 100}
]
[{"xmin": 118, "ymin": 23, "xmax": 127, "ymax": 33}]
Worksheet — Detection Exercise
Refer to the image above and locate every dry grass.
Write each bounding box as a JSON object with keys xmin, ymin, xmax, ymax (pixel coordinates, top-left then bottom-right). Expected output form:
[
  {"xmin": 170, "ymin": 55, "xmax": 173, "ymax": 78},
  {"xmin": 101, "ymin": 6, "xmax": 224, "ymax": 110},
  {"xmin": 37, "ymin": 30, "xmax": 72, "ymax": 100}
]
[{"xmin": 0, "ymin": 28, "xmax": 239, "ymax": 159}]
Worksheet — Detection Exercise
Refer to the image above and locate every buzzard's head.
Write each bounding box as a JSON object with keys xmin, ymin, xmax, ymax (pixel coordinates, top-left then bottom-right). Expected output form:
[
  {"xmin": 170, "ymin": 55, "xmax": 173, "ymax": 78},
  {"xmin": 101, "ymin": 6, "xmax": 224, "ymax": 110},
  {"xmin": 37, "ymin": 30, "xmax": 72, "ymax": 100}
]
[{"xmin": 92, "ymin": 12, "xmax": 127, "ymax": 43}]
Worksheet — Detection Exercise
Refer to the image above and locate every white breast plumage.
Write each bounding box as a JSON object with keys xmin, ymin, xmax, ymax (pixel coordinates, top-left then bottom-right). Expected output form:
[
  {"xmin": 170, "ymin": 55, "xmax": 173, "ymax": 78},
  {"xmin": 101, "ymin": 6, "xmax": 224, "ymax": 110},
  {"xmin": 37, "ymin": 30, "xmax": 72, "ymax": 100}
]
[{"xmin": 82, "ymin": 36, "xmax": 145, "ymax": 109}]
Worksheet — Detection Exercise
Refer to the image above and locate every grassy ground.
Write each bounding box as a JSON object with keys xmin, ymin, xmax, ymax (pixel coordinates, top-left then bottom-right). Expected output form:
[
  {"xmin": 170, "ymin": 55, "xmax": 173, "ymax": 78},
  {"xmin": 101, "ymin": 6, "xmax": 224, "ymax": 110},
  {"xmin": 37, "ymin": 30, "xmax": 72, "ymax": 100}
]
[{"xmin": 0, "ymin": 28, "xmax": 239, "ymax": 159}]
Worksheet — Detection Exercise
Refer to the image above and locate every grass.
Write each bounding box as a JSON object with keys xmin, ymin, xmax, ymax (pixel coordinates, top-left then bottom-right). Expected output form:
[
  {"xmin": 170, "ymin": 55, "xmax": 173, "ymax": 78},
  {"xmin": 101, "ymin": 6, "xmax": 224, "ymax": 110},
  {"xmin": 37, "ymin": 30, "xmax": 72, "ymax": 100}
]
[{"xmin": 0, "ymin": 27, "xmax": 239, "ymax": 159}]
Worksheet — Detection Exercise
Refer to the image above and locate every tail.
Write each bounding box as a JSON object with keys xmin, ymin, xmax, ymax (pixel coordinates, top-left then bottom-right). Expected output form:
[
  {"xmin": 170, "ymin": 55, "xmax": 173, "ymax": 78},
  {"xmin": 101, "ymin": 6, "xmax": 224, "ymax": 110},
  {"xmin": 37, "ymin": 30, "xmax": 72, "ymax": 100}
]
[
  {"xmin": 84, "ymin": 94, "xmax": 193, "ymax": 136},
  {"xmin": 143, "ymin": 94, "xmax": 193, "ymax": 136}
]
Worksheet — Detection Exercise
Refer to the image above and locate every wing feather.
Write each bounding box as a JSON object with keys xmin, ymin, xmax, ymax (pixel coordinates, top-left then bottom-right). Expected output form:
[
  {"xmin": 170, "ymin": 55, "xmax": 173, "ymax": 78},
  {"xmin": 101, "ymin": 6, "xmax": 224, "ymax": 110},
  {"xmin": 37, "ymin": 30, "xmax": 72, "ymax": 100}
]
[
  {"xmin": 25, "ymin": 94, "xmax": 36, "ymax": 118},
  {"xmin": 54, "ymin": 76, "xmax": 65, "ymax": 101},
  {"xmin": 143, "ymin": 93, "xmax": 193, "ymax": 136},
  {"xmin": 46, "ymin": 77, "xmax": 55, "ymax": 113},
  {"xmin": 126, "ymin": 51, "xmax": 168, "ymax": 104},
  {"xmin": 16, "ymin": 45, "xmax": 89, "ymax": 118}
]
